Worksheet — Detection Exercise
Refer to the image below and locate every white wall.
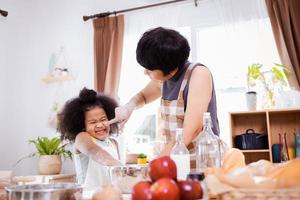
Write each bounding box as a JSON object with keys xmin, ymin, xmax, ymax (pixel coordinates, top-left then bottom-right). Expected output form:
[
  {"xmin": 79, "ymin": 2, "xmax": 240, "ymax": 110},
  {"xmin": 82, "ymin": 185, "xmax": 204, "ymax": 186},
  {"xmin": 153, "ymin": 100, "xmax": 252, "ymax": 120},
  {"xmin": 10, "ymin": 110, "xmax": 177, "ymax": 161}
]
[{"xmin": 0, "ymin": 0, "xmax": 150, "ymax": 175}]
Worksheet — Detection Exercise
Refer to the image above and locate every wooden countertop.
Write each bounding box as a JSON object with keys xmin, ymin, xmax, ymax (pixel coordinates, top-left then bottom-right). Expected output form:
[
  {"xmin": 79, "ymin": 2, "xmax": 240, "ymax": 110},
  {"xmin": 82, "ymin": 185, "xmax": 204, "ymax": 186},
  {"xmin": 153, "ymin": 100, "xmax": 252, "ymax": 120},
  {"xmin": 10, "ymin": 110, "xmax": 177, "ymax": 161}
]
[{"xmin": 12, "ymin": 174, "xmax": 76, "ymax": 184}]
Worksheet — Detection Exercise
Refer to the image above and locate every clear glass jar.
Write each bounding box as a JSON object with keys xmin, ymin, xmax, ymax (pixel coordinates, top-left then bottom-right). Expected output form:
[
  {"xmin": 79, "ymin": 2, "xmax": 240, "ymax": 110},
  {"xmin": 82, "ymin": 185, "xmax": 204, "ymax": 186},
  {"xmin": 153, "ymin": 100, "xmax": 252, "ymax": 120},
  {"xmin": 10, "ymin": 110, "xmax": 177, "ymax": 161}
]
[{"xmin": 109, "ymin": 164, "xmax": 149, "ymax": 194}]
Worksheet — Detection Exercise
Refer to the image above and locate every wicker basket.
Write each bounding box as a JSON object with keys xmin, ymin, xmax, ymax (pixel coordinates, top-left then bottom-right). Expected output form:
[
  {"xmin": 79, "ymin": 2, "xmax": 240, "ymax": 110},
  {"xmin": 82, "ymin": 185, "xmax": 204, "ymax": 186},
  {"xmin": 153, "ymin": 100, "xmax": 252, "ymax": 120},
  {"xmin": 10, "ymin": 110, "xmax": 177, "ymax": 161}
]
[{"xmin": 218, "ymin": 188, "xmax": 300, "ymax": 200}]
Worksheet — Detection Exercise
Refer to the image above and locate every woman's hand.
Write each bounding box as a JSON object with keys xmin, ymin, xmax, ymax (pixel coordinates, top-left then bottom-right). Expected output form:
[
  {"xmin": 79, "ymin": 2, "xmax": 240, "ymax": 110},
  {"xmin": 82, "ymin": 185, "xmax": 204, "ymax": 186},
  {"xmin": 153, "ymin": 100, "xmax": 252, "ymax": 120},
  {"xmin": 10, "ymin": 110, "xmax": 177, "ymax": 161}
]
[
  {"xmin": 159, "ymin": 140, "xmax": 176, "ymax": 157},
  {"xmin": 109, "ymin": 80, "xmax": 162, "ymax": 130},
  {"xmin": 108, "ymin": 102, "xmax": 136, "ymax": 130}
]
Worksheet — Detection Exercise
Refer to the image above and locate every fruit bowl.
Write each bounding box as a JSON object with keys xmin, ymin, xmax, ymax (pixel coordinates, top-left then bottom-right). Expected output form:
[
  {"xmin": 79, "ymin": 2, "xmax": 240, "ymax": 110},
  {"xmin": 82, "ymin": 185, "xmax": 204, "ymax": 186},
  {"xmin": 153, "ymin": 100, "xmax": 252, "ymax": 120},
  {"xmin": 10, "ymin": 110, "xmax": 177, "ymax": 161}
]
[{"xmin": 109, "ymin": 164, "xmax": 149, "ymax": 194}]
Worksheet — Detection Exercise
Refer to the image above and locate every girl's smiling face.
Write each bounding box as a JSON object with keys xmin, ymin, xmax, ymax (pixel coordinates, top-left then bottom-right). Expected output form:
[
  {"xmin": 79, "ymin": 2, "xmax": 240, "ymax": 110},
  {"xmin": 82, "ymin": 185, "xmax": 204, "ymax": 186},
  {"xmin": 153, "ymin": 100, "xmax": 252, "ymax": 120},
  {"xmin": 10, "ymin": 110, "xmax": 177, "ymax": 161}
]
[{"xmin": 84, "ymin": 106, "xmax": 110, "ymax": 141}]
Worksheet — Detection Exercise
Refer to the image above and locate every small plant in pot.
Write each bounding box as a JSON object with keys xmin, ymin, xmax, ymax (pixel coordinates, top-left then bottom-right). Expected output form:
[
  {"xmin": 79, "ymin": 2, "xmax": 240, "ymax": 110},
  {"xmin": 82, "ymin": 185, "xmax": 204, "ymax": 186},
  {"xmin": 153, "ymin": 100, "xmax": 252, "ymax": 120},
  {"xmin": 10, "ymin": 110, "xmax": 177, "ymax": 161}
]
[
  {"xmin": 29, "ymin": 136, "xmax": 72, "ymax": 175},
  {"xmin": 247, "ymin": 63, "xmax": 290, "ymax": 109},
  {"xmin": 137, "ymin": 153, "xmax": 147, "ymax": 164}
]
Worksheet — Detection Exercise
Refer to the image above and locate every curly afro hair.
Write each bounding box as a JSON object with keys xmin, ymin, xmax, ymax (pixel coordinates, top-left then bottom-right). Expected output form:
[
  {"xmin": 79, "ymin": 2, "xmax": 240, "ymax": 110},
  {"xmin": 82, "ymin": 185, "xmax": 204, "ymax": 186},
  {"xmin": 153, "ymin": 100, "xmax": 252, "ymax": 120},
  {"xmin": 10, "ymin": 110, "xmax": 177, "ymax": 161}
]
[{"xmin": 57, "ymin": 87, "xmax": 119, "ymax": 142}]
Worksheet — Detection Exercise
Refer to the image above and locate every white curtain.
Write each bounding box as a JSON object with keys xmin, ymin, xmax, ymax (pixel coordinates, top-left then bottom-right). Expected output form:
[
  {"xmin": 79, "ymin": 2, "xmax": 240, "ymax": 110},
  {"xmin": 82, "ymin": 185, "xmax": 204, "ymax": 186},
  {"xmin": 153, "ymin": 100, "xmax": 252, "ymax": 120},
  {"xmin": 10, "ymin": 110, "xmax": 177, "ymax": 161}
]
[{"xmin": 119, "ymin": 0, "xmax": 278, "ymax": 147}]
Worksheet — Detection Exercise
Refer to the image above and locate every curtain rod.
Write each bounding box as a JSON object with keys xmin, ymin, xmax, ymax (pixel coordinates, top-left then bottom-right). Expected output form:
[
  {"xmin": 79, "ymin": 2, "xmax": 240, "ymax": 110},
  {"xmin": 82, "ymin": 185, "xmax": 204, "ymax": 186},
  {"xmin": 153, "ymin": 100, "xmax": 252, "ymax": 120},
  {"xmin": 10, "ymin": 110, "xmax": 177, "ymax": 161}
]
[
  {"xmin": 83, "ymin": 0, "xmax": 198, "ymax": 21},
  {"xmin": 0, "ymin": 9, "xmax": 8, "ymax": 17}
]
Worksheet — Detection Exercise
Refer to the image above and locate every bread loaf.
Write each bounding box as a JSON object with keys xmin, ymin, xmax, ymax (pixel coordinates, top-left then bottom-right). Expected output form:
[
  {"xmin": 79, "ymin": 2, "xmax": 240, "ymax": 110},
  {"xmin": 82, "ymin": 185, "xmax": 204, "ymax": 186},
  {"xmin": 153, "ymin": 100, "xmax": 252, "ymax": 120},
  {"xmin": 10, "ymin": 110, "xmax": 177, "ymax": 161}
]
[{"xmin": 222, "ymin": 148, "xmax": 246, "ymax": 174}]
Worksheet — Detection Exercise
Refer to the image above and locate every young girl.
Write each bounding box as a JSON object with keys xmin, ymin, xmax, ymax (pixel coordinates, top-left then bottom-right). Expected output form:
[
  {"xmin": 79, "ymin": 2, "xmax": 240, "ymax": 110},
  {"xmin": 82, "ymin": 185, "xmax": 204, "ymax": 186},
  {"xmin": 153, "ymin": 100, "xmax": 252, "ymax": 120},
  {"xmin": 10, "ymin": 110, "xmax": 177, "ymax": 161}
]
[{"xmin": 58, "ymin": 88, "xmax": 121, "ymax": 188}]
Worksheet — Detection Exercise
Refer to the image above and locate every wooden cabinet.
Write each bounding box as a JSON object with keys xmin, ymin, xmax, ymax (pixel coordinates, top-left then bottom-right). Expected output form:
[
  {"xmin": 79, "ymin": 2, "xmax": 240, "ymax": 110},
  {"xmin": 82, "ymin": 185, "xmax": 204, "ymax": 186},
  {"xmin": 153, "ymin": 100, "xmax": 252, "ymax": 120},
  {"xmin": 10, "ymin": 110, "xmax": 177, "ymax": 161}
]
[{"xmin": 229, "ymin": 108, "xmax": 300, "ymax": 164}]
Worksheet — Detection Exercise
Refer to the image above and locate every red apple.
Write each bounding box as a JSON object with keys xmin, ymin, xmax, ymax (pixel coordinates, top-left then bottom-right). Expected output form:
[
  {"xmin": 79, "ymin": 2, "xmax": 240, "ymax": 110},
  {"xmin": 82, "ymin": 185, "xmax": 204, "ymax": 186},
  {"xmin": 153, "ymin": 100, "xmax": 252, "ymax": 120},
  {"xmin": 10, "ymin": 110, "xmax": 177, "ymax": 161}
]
[
  {"xmin": 177, "ymin": 180, "xmax": 194, "ymax": 200},
  {"xmin": 177, "ymin": 180, "xmax": 203, "ymax": 200},
  {"xmin": 190, "ymin": 180, "xmax": 203, "ymax": 199},
  {"xmin": 149, "ymin": 156, "xmax": 177, "ymax": 182},
  {"xmin": 132, "ymin": 181, "xmax": 152, "ymax": 200},
  {"xmin": 150, "ymin": 178, "xmax": 180, "ymax": 200}
]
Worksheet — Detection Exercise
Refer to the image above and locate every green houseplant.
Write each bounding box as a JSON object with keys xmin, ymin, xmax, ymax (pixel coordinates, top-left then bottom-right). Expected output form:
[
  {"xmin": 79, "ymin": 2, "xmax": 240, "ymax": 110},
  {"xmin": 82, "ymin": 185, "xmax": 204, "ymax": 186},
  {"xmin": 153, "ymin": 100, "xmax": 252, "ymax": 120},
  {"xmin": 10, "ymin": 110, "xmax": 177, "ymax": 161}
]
[
  {"xmin": 29, "ymin": 136, "xmax": 72, "ymax": 175},
  {"xmin": 247, "ymin": 63, "xmax": 290, "ymax": 108}
]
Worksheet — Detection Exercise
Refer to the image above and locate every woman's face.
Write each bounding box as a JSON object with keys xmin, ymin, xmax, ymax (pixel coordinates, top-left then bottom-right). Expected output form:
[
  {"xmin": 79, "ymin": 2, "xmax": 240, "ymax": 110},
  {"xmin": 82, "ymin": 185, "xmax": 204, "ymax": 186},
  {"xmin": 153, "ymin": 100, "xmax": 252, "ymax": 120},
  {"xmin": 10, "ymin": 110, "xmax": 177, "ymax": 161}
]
[
  {"xmin": 144, "ymin": 68, "xmax": 177, "ymax": 81},
  {"xmin": 84, "ymin": 106, "xmax": 110, "ymax": 141}
]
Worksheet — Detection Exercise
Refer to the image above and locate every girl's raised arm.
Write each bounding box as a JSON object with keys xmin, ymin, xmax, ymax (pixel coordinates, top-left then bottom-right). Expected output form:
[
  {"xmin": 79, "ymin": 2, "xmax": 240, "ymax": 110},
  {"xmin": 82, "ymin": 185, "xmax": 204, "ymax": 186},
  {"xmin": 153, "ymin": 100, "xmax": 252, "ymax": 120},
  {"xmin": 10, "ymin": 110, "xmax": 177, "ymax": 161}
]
[{"xmin": 75, "ymin": 132, "xmax": 121, "ymax": 166}]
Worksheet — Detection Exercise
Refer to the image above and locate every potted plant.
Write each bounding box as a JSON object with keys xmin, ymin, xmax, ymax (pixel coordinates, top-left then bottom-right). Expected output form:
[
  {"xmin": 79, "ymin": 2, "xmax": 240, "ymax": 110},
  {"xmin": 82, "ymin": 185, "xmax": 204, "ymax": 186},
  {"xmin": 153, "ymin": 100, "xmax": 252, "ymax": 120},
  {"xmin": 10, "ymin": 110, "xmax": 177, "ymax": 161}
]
[
  {"xmin": 29, "ymin": 136, "xmax": 72, "ymax": 175},
  {"xmin": 137, "ymin": 153, "xmax": 147, "ymax": 164},
  {"xmin": 247, "ymin": 63, "xmax": 290, "ymax": 109}
]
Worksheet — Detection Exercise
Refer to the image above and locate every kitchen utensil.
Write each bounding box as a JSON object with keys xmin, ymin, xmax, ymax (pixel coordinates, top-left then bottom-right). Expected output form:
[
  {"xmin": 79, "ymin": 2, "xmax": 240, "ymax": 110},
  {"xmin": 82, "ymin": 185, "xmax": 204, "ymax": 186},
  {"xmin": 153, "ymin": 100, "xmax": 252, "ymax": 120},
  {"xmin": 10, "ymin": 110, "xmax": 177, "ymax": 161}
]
[
  {"xmin": 295, "ymin": 132, "xmax": 300, "ymax": 158},
  {"xmin": 279, "ymin": 133, "xmax": 289, "ymax": 162},
  {"xmin": 283, "ymin": 133, "xmax": 290, "ymax": 160},
  {"xmin": 288, "ymin": 147, "xmax": 296, "ymax": 159},
  {"xmin": 5, "ymin": 183, "xmax": 82, "ymax": 200}
]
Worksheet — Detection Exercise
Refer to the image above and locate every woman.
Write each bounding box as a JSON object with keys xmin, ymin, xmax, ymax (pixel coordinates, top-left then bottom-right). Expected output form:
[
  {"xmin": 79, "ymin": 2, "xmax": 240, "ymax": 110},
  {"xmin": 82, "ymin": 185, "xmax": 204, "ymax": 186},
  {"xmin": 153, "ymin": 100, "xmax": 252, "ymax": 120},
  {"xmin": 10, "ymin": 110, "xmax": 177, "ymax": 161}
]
[{"xmin": 110, "ymin": 27, "xmax": 219, "ymax": 155}]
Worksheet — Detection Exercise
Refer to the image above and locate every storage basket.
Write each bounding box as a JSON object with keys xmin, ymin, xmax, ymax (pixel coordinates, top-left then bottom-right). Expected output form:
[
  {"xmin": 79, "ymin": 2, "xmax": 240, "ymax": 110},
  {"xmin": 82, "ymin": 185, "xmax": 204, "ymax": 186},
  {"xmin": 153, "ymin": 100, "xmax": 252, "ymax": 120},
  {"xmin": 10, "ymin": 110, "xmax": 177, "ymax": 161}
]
[{"xmin": 217, "ymin": 188, "xmax": 300, "ymax": 200}]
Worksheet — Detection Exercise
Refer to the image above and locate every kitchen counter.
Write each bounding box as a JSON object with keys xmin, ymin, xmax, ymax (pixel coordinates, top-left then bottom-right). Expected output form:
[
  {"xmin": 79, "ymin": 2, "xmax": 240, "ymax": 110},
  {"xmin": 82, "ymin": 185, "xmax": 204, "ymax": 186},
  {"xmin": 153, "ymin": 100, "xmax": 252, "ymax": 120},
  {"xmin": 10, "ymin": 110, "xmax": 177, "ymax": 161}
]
[
  {"xmin": 12, "ymin": 174, "xmax": 76, "ymax": 184},
  {"xmin": 82, "ymin": 187, "xmax": 131, "ymax": 200}
]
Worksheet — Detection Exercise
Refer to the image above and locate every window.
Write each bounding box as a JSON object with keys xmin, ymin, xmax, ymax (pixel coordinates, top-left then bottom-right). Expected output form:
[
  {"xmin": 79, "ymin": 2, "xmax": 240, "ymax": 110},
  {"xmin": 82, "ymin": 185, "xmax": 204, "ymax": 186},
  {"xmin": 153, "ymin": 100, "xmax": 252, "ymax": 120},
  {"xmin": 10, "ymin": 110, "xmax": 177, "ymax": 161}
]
[
  {"xmin": 194, "ymin": 18, "xmax": 280, "ymax": 144},
  {"xmin": 118, "ymin": 4, "xmax": 280, "ymax": 152}
]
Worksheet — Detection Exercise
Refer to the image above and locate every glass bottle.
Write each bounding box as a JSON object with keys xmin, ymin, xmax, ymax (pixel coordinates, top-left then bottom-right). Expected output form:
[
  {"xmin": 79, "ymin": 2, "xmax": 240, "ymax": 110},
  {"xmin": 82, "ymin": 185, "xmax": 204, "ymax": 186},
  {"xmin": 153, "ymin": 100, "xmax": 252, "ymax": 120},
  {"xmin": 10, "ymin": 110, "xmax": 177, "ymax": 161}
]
[
  {"xmin": 170, "ymin": 128, "xmax": 190, "ymax": 180},
  {"xmin": 195, "ymin": 112, "xmax": 222, "ymax": 172}
]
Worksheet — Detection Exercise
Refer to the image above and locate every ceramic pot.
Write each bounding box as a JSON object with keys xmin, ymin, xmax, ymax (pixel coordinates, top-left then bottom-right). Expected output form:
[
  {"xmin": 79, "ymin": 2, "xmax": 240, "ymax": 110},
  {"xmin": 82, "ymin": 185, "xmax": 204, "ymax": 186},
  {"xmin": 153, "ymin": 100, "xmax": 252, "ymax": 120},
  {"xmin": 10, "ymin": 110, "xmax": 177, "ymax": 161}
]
[
  {"xmin": 137, "ymin": 158, "xmax": 147, "ymax": 164},
  {"xmin": 38, "ymin": 155, "xmax": 62, "ymax": 175}
]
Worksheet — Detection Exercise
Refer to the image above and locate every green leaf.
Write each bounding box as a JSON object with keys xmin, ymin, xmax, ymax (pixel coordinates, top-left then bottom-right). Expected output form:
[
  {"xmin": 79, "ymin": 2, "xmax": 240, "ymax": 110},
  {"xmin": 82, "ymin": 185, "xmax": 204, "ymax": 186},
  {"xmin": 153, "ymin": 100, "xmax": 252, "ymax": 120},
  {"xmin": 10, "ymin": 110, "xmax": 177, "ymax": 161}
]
[
  {"xmin": 39, "ymin": 137, "xmax": 49, "ymax": 154},
  {"xmin": 274, "ymin": 63, "xmax": 290, "ymax": 78},
  {"xmin": 274, "ymin": 63, "xmax": 288, "ymax": 69},
  {"xmin": 49, "ymin": 137, "xmax": 60, "ymax": 154},
  {"xmin": 137, "ymin": 153, "xmax": 147, "ymax": 158},
  {"xmin": 29, "ymin": 136, "xmax": 72, "ymax": 160},
  {"xmin": 283, "ymin": 68, "xmax": 290, "ymax": 79},
  {"xmin": 272, "ymin": 67, "xmax": 284, "ymax": 81},
  {"xmin": 248, "ymin": 63, "xmax": 262, "ymax": 80}
]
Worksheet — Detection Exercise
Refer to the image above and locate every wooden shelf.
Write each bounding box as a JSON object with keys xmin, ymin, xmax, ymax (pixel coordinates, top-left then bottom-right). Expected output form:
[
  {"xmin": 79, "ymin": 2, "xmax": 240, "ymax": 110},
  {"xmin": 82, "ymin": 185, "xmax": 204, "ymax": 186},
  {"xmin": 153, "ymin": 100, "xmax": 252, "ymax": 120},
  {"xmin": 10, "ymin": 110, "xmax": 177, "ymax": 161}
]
[
  {"xmin": 230, "ymin": 108, "xmax": 300, "ymax": 115},
  {"xmin": 230, "ymin": 108, "xmax": 300, "ymax": 164},
  {"xmin": 41, "ymin": 74, "xmax": 75, "ymax": 83},
  {"xmin": 229, "ymin": 110, "xmax": 267, "ymax": 115},
  {"xmin": 241, "ymin": 149, "xmax": 270, "ymax": 153}
]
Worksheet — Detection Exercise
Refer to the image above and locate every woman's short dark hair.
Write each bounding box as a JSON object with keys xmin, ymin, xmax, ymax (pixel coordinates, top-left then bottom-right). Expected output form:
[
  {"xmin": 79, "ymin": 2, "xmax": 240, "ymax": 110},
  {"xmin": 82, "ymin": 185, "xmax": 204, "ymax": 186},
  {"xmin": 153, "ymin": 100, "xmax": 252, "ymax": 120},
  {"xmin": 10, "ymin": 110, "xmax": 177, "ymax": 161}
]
[
  {"xmin": 136, "ymin": 27, "xmax": 190, "ymax": 75},
  {"xmin": 57, "ymin": 88, "xmax": 118, "ymax": 142}
]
